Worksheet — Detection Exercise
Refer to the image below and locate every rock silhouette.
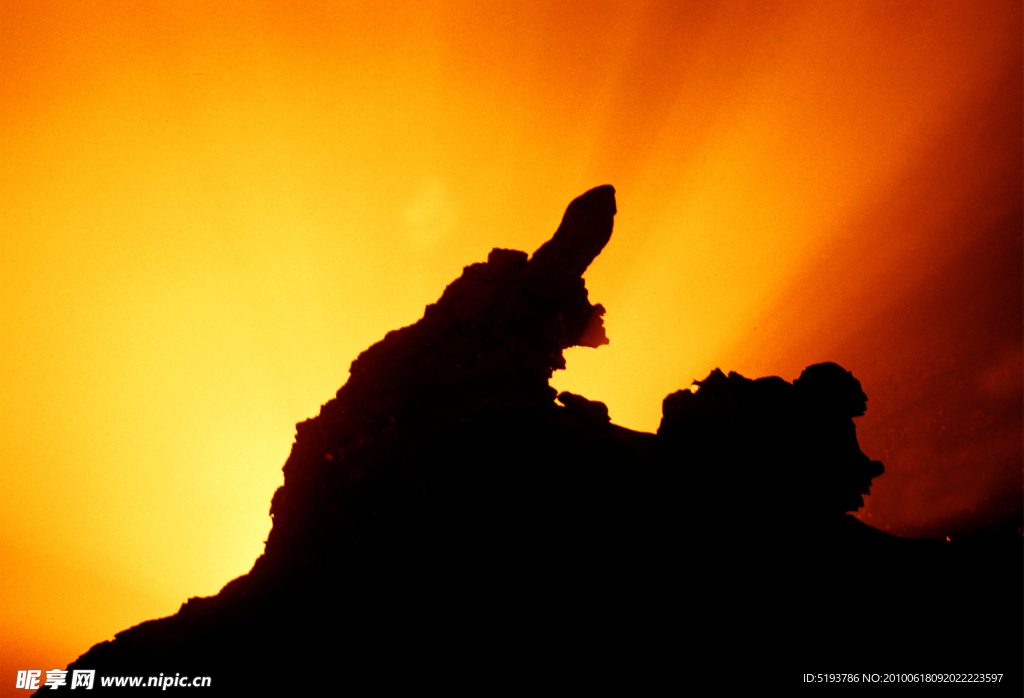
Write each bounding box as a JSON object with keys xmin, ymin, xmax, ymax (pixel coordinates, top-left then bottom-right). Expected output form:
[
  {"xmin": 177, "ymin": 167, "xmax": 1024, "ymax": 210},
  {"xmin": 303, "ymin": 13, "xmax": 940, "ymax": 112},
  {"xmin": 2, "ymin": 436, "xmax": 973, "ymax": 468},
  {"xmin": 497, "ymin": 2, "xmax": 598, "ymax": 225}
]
[{"xmin": 46, "ymin": 186, "xmax": 1020, "ymax": 691}]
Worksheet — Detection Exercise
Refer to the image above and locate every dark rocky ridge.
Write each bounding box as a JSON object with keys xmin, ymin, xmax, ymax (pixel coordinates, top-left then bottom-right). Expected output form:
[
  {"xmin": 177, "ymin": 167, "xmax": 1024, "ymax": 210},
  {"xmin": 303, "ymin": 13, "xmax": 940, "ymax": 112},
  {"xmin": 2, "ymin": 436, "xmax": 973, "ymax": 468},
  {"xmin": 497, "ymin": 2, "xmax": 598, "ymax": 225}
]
[{"xmin": 49, "ymin": 186, "xmax": 1020, "ymax": 691}]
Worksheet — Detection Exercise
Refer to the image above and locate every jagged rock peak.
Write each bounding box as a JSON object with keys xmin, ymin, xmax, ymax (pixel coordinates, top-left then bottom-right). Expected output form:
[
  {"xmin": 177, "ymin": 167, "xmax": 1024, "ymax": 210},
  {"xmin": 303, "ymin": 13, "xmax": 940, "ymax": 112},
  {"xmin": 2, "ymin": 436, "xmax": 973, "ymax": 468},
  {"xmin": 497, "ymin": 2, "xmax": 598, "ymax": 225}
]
[{"xmin": 326, "ymin": 184, "xmax": 617, "ymax": 414}]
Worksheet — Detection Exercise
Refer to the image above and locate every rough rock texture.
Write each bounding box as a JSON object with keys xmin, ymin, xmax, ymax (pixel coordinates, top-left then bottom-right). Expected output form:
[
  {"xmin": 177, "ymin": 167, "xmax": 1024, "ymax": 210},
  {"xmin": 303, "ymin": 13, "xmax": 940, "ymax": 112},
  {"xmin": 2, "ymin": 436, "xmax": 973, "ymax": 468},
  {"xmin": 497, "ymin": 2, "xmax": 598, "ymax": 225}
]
[{"xmin": 47, "ymin": 186, "xmax": 1021, "ymax": 692}]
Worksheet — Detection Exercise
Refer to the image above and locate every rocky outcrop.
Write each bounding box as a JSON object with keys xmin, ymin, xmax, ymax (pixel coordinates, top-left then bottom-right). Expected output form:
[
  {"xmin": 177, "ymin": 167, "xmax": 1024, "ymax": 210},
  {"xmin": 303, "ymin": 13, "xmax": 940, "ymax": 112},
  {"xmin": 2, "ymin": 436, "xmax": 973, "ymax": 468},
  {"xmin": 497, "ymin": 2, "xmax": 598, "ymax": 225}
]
[{"xmin": 49, "ymin": 186, "xmax": 1021, "ymax": 692}]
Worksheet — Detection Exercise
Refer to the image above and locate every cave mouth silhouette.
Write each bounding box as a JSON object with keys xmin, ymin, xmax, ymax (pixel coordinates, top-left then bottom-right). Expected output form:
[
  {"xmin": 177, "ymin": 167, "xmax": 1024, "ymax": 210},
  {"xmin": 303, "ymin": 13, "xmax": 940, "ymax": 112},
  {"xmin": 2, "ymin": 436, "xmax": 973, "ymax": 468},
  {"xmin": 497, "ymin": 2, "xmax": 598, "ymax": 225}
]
[{"xmin": 47, "ymin": 185, "xmax": 1021, "ymax": 692}]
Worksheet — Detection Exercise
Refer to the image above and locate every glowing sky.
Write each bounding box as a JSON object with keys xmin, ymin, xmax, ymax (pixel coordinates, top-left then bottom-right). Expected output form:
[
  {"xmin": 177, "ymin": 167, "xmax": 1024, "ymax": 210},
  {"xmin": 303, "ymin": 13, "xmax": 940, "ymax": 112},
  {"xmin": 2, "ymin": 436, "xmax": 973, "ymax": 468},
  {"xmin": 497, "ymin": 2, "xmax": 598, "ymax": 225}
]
[{"xmin": 2, "ymin": 0, "xmax": 1021, "ymax": 688}]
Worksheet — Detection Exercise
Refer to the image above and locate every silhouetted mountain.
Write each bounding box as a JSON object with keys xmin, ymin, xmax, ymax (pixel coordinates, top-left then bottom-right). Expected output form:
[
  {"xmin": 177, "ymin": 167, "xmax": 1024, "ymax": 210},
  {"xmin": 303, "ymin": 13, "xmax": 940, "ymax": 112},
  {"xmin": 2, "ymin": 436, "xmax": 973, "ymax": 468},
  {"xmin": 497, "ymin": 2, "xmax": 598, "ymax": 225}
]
[{"xmin": 44, "ymin": 186, "xmax": 1021, "ymax": 692}]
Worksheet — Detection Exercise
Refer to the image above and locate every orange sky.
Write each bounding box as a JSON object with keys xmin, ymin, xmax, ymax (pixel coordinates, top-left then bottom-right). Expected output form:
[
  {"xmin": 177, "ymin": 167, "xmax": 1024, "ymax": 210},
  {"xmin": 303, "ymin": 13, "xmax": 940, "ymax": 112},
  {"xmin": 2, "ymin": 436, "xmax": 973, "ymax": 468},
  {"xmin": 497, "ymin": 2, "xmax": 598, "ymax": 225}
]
[{"xmin": 2, "ymin": 0, "xmax": 1021, "ymax": 689}]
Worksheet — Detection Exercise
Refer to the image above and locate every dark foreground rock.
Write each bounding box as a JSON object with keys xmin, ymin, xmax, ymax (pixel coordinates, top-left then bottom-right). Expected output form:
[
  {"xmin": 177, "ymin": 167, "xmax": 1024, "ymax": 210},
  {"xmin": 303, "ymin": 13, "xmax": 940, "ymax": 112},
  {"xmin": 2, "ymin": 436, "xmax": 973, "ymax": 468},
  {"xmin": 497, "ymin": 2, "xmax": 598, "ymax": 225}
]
[{"xmin": 45, "ymin": 186, "xmax": 1021, "ymax": 692}]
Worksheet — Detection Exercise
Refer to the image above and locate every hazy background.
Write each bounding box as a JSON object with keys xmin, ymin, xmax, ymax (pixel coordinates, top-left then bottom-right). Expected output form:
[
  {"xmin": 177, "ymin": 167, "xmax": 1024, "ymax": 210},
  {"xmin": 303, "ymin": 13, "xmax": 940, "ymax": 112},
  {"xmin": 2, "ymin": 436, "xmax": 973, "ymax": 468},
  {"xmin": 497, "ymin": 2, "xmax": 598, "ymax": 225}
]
[{"xmin": 2, "ymin": 0, "xmax": 1020, "ymax": 687}]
